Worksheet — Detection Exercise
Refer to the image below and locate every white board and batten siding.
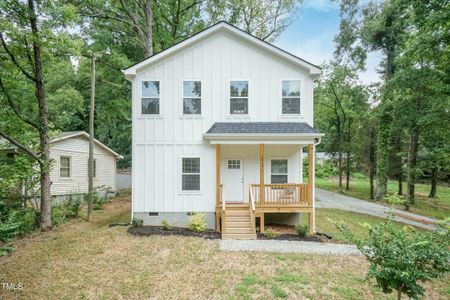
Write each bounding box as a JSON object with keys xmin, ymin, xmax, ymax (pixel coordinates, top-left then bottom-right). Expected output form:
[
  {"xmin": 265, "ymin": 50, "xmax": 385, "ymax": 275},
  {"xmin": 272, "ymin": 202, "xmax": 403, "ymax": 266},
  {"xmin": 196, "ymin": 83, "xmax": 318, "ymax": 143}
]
[
  {"xmin": 129, "ymin": 25, "xmax": 318, "ymax": 215},
  {"xmin": 49, "ymin": 136, "xmax": 117, "ymax": 196}
]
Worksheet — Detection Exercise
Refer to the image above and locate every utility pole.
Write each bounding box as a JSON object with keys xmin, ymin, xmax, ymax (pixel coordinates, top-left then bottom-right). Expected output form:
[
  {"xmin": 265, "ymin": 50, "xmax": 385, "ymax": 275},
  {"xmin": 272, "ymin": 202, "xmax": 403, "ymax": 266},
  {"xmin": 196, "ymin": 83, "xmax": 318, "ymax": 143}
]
[{"xmin": 87, "ymin": 53, "xmax": 96, "ymax": 222}]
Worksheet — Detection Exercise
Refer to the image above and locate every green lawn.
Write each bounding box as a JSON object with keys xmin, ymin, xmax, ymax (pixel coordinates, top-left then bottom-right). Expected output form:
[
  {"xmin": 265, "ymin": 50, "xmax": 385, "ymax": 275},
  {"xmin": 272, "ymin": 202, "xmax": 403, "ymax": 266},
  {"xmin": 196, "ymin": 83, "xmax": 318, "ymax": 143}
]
[
  {"xmin": 1, "ymin": 197, "xmax": 448, "ymax": 299},
  {"xmin": 316, "ymin": 177, "xmax": 450, "ymax": 220},
  {"xmin": 314, "ymin": 208, "xmax": 424, "ymax": 242}
]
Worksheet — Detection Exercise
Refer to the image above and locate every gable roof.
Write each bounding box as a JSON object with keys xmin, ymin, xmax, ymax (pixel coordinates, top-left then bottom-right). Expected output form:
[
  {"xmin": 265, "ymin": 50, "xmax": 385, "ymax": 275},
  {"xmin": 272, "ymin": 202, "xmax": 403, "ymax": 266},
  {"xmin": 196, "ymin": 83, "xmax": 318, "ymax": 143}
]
[
  {"xmin": 51, "ymin": 131, "xmax": 122, "ymax": 158},
  {"xmin": 123, "ymin": 21, "xmax": 321, "ymax": 79},
  {"xmin": 205, "ymin": 122, "xmax": 320, "ymax": 135}
]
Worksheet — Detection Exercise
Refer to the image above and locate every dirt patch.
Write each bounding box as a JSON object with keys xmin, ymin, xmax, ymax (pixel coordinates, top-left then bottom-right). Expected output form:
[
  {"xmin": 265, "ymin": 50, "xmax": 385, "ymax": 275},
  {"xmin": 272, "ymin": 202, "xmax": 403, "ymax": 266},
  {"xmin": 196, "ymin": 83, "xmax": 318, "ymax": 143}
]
[
  {"xmin": 394, "ymin": 211, "xmax": 436, "ymax": 225},
  {"xmin": 257, "ymin": 233, "xmax": 324, "ymax": 242},
  {"xmin": 128, "ymin": 226, "xmax": 221, "ymax": 240}
]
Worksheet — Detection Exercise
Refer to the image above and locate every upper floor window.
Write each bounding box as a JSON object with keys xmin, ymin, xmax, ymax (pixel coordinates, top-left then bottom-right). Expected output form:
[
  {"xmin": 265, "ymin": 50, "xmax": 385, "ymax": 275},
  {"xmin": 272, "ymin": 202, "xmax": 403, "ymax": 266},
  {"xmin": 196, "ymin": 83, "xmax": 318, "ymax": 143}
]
[
  {"xmin": 282, "ymin": 80, "xmax": 300, "ymax": 114},
  {"xmin": 271, "ymin": 159, "xmax": 288, "ymax": 184},
  {"xmin": 60, "ymin": 156, "xmax": 71, "ymax": 178},
  {"xmin": 182, "ymin": 157, "xmax": 200, "ymax": 191},
  {"xmin": 230, "ymin": 80, "xmax": 248, "ymax": 114},
  {"xmin": 142, "ymin": 81, "xmax": 160, "ymax": 114},
  {"xmin": 183, "ymin": 81, "xmax": 201, "ymax": 114}
]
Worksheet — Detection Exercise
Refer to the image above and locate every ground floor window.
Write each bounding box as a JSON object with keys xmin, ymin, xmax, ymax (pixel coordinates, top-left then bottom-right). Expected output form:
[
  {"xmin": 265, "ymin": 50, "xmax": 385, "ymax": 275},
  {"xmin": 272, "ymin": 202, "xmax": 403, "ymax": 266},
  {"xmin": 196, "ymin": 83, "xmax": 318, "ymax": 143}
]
[
  {"xmin": 271, "ymin": 159, "xmax": 288, "ymax": 184},
  {"xmin": 182, "ymin": 157, "xmax": 200, "ymax": 191},
  {"xmin": 60, "ymin": 156, "xmax": 71, "ymax": 178}
]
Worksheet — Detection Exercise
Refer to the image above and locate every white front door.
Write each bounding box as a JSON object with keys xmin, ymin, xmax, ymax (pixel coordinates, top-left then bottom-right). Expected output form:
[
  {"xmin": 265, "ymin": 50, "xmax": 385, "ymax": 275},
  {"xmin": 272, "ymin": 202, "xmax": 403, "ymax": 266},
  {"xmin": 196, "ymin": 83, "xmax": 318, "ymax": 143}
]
[{"xmin": 223, "ymin": 159, "xmax": 244, "ymax": 202}]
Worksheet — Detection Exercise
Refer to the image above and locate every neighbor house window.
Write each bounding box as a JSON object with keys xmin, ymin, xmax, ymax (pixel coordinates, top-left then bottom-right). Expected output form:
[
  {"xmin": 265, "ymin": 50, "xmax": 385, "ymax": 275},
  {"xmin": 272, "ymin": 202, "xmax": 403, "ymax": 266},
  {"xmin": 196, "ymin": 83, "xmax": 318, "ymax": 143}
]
[
  {"xmin": 182, "ymin": 158, "xmax": 200, "ymax": 191},
  {"xmin": 282, "ymin": 80, "xmax": 300, "ymax": 114},
  {"xmin": 183, "ymin": 81, "xmax": 201, "ymax": 114},
  {"xmin": 271, "ymin": 159, "xmax": 288, "ymax": 184},
  {"xmin": 230, "ymin": 81, "xmax": 248, "ymax": 114},
  {"xmin": 87, "ymin": 159, "xmax": 96, "ymax": 178},
  {"xmin": 60, "ymin": 156, "xmax": 71, "ymax": 178},
  {"xmin": 142, "ymin": 81, "xmax": 160, "ymax": 114}
]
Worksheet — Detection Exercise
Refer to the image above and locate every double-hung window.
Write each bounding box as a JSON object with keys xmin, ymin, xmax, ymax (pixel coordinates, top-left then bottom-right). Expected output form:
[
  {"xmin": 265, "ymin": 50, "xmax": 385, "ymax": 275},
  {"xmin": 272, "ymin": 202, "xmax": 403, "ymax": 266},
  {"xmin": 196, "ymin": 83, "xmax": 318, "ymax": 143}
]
[
  {"xmin": 142, "ymin": 81, "xmax": 160, "ymax": 114},
  {"xmin": 183, "ymin": 81, "xmax": 201, "ymax": 114},
  {"xmin": 282, "ymin": 80, "xmax": 300, "ymax": 114},
  {"xmin": 182, "ymin": 158, "xmax": 200, "ymax": 191},
  {"xmin": 230, "ymin": 81, "xmax": 248, "ymax": 114},
  {"xmin": 271, "ymin": 159, "xmax": 288, "ymax": 184},
  {"xmin": 60, "ymin": 156, "xmax": 71, "ymax": 178}
]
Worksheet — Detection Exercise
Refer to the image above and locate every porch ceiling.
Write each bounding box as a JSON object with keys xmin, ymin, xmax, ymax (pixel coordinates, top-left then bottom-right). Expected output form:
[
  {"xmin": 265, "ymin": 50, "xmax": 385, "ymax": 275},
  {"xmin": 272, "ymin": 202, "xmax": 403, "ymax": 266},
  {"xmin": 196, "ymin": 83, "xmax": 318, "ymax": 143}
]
[{"xmin": 204, "ymin": 122, "xmax": 324, "ymax": 144}]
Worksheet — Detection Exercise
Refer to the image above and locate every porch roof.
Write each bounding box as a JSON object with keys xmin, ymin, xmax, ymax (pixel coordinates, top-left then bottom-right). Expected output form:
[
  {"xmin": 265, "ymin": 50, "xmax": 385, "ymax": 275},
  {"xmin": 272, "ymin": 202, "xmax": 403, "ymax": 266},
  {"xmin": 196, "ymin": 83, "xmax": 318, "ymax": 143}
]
[{"xmin": 204, "ymin": 122, "xmax": 324, "ymax": 145}]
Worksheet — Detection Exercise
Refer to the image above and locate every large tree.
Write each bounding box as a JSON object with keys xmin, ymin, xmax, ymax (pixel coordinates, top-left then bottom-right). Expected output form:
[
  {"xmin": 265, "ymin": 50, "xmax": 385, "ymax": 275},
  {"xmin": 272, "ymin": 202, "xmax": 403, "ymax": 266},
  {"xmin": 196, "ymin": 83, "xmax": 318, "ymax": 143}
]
[{"xmin": 0, "ymin": 0, "xmax": 81, "ymax": 229}]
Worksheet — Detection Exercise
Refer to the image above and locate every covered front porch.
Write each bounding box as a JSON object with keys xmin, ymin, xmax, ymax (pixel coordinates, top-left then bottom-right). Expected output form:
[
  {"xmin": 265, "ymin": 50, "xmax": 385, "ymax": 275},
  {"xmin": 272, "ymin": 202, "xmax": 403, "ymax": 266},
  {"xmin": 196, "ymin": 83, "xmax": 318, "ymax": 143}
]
[{"xmin": 205, "ymin": 122, "xmax": 323, "ymax": 240}]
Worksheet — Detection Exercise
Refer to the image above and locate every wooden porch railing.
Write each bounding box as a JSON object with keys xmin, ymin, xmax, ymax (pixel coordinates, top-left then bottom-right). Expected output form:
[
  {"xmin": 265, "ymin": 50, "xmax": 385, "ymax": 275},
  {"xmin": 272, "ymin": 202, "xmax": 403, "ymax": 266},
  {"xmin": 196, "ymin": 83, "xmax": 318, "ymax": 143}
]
[{"xmin": 250, "ymin": 184, "xmax": 311, "ymax": 207}]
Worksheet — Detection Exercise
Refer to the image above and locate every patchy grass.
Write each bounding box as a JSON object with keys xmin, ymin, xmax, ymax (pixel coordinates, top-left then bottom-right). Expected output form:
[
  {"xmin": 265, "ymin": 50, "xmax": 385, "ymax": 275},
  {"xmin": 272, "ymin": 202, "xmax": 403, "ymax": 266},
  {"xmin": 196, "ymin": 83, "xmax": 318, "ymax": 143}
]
[
  {"xmin": 314, "ymin": 208, "xmax": 424, "ymax": 242},
  {"xmin": 316, "ymin": 177, "xmax": 450, "ymax": 220},
  {"xmin": 1, "ymin": 197, "xmax": 448, "ymax": 299}
]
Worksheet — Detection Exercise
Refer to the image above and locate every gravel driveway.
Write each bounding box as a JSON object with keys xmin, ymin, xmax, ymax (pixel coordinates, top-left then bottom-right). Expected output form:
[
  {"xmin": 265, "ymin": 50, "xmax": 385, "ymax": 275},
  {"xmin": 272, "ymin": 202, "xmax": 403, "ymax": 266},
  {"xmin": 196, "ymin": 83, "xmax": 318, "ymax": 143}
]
[
  {"xmin": 315, "ymin": 188, "xmax": 438, "ymax": 230},
  {"xmin": 220, "ymin": 240, "xmax": 361, "ymax": 255}
]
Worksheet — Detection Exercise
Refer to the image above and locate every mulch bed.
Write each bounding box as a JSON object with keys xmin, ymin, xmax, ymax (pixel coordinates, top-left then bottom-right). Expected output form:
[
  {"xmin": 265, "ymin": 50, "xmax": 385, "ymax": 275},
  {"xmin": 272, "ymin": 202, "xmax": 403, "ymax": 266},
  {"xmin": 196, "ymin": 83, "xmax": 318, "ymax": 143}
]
[
  {"xmin": 256, "ymin": 233, "xmax": 325, "ymax": 242},
  {"xmin": 128, "ymin": 226, "xmax": 221, "ymax": 240}
]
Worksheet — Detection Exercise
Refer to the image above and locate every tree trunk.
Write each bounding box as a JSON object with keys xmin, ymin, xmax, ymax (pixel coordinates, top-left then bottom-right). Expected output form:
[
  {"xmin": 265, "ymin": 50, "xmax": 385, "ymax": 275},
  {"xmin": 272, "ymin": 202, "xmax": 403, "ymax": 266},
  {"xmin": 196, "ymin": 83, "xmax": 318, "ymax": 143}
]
[
  {"xmin": 398, "ymin": 167, "xmax": 403, "ymax": 195},
  {"xmin": 369, "ymin": 128, "xmax": 376, "ymax": 200},
  {"xmin": 375, "ymin": 119, "xmax": 390, "ymax": 200},
  {"xmin": 406, "ymin": 125, "xmax": 419, "ymax": 208},
  {"xmin": 338, "ymin": 151, "xmax": 343, "ymax": 193},
  {"xmin": 345, "ymin": 151, "xmax": 350, "ymax": 191},
  {"xmin": 397, "ymin": 288, "xmax": 402, "ymax": 300},
  {"xmin": 144, "ymin": 0, "xmax": 153, "ymax": 57},
  {"xmin": 29, "ymin": 0, "xmax": 52, "ymax": 229},
  {"xmin": 429, "ymin": 166, "xmax": 437, "ymax": 198}
]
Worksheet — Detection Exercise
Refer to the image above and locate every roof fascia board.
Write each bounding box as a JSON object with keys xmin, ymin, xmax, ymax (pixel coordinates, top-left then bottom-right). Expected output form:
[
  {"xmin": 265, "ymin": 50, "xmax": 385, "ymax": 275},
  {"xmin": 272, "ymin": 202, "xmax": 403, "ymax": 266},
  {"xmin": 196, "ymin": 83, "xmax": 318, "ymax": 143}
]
[
  {"xmin": 51, "ymin": 132, "xmax": 122, "ymax": 158},
  {"xmin": 123, "ymin": 22, "xmax": 321, "ymax": 77}
]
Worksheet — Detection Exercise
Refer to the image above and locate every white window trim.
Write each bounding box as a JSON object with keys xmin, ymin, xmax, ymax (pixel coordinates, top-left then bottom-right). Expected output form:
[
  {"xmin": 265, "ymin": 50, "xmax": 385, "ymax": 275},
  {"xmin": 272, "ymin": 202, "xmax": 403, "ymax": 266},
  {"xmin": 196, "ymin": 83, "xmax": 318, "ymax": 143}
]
[
  {"xmin": 227, "ymin": 79, "xmax": 250, "ymax": 118},
  {"xmin": 269, "ymin": 157, "xmax": 289, "ymax": 184},
  {"xmin": 179, "ymin": 155, "xmax": 203, "ymax": 195},
  {"xmin": 139, "ymin": 79, "xmax": 162, "ymax": 118},
  {"xmin": 59, "ymin": 156, "xmax": 72, "ymax": 180},
  {"xmin": 279, "ymin": 78, "xmax": 302, "ymax": 118},
  {"xmin": 180, "ymin": 79, "xmax": 203, "ymax": 118}
]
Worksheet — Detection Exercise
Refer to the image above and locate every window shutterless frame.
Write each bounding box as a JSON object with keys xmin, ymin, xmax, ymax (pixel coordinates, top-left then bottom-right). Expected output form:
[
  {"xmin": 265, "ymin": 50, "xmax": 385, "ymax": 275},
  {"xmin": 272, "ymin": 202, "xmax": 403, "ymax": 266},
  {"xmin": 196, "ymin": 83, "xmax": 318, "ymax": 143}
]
[
  {"xmin": 280, "ymin": 79, "xmax": 301, "ymax": 116},
  {"xmin": 181, "ymin": 79, "xmax": 202, "ymax": 116},
  {"xmin": 59, "ymin": 156, "xmax": 72, "ymax": 179},
  {"xmin": 139, "ymin": 80, "xmax": 162, "ymax": 117},
  {"xmin": 228, "ymin": 79, "xmax": 250, "ymax": 116},
  {"xmin": 270, "ymin": 158, "xmax": 289, "ymax": 184},
  {"xmin": 180, "ymin": 156, "xmax": 201, "ymax": 193}
]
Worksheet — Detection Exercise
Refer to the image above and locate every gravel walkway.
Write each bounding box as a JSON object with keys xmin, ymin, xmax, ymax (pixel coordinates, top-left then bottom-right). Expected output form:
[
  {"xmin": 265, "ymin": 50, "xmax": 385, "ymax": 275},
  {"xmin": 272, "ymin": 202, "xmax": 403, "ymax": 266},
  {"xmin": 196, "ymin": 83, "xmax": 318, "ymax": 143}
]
[
  {"xmin": 315, "ymin": 188, "xmax": 438, "ymax": 230},
  {"xmin": 220, "ymin": 240, "xmax": 361, "ymax": 255}
]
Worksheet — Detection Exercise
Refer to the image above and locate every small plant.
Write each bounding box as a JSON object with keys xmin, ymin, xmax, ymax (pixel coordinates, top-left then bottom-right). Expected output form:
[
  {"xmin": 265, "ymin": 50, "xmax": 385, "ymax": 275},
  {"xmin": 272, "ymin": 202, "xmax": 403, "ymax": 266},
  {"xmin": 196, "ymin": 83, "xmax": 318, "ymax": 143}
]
[
  {"xmin": 65, "ymin": 195, "xmax": 82, "ymax": 218},
  {"xmin": 263, "ymin": 228, "xmax": 279, "ymax": 238},
  {"xmin": 337, "ymin": 214, "xmax": 450, "ymax": 300},
  {"xmin": 93, "ymin": 193, "xmax": 107, "ymax": 210},
  {"xmin": 132, "ymin": 218, "xmax": 143, "ymax": 228},
  {"xmin": 294, "ymin": 224, "xmax": 308, "ymax": 237},
  {"xmin": 188, "ymin": 213, "xmax": 207, "ymax": 232},
  {"xmin": 161, "ymin": 219, "xmax": 173, "ymax": 230},
  {"xmin": 0, "ymin": 244, "xmax": 15, "ymax": 257}
]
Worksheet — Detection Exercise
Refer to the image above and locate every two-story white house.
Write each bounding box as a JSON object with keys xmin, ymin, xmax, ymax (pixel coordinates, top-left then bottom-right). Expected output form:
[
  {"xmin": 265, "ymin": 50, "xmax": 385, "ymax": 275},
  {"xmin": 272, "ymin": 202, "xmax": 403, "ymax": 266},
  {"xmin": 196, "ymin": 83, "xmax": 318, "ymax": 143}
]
[{"xmin": 123, "ymin": 22, "xmax": 323, "ymax": 239}]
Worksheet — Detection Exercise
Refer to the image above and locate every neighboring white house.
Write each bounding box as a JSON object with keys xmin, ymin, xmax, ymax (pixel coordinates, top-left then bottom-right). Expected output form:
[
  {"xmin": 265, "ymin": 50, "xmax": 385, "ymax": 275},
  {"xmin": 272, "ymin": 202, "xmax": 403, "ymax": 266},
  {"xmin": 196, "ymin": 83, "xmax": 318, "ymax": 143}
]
[
  {"xmin": 123, "ymin": 22, "xmax": 324, "ymax": 239},
  {"xmin": 1, "ymin": 131, "xmax": 121, "ymax": 198}
]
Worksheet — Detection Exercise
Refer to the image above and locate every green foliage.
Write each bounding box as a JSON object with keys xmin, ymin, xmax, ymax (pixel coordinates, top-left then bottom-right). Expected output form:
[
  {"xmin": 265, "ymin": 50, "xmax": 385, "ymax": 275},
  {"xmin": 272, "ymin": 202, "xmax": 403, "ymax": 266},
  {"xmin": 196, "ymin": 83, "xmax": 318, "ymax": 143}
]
[
  {"xmin": 64, "ymin": 195, "xmax": 82, "ymax": 218},
  {"xmin": 188, "ymin": 213, "xmax": 207, "ymax": 233},
  {"xmin": 161, "ymin": 219, "xmax": 173, "ymax": 230},
  {"xmin": 0, "ymin": 243, "xmax": 15, "ymax": 257},
  {"xmin": 84, "ymin": 193, "xmax": 107, "ymax": 210},
  {"xmin": 0, "ymin": 203, "xmax": 38, "ymax": 243},
  {"xmin": 315, "ymin": 161, "xmax": 338, "ymax": 179},
  {"xmin": 132, "ymin": 218, "xmax": 143, "ymax": 228},
  {"xmin": 337, "ymin": 215, "xmax": 450, "ymax": 299},
  {"xmin": 294, "ymin": 224, "xmax": 308, "ymax": 237},
  {"xmin": 263, "ymin": 228, "xmax": 279, "ymax": 238}
]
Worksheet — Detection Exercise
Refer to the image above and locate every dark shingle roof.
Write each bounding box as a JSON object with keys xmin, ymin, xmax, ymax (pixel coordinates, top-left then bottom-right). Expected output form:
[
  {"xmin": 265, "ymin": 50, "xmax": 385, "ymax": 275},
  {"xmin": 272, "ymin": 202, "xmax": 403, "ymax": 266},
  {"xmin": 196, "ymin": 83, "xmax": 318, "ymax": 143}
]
[{"xmin": 205, "ymin": 122, "xmax": 320, "ymax": 134}]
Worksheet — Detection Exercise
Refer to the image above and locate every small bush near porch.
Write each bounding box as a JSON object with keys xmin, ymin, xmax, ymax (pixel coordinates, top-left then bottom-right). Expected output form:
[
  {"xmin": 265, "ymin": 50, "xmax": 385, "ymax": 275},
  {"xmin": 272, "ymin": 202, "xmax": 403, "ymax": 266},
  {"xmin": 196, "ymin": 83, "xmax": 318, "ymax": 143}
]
[{"xmin": 1, "ymin": 196, "xmax": 448, "ymax": 299}]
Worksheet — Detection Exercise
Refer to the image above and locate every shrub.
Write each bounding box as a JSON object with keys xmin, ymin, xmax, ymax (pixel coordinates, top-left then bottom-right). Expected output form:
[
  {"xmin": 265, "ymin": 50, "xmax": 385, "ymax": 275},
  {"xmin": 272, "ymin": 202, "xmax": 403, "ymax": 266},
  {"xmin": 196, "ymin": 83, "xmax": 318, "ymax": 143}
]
[
  {"xmin": 337, "ymin": 215, "xmax": 450, "ymax": 300},
  {"xmin": 263, "ymin": 228, "xmax": 279, "ymax": 238},
  {"xmin": 51, "ymin": 205, "xmax": 68, "ymax": 226},
  {"xmin": 161, "ymin": 219, "xmax": 173, "ymax": 230},
  {"xmin": 188, "ymin": 213, "xmax": 207, "ymax": 232},
  {"xmin": 65, "ymin": 195, "xmax": 82, "ymax": 218},
  {"xmin": 132, "ymin": 218, "xmax": 143, "ymax": 228},
  {"xmin": 294, "ymin": 224, "xmax": 308, "ymax": 237},
  {"xmin": 0, "ymin": 208, "xmax": 38, "ymax": 242},
  {"xmin": 0, "ymin": 244, "xmax": 15, "ymax": 257},
  {"xmin": 315, "ymin": 160, "xmax": 338, "ymax": 178}
]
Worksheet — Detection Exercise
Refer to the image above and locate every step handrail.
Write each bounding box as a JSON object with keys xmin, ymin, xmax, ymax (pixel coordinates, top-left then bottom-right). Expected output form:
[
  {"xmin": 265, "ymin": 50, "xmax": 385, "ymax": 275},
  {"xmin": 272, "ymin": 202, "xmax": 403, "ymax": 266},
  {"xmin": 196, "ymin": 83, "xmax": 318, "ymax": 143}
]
[{"xmin": 249, "ymin": 186, "xmax": 256, "ymax": 234}]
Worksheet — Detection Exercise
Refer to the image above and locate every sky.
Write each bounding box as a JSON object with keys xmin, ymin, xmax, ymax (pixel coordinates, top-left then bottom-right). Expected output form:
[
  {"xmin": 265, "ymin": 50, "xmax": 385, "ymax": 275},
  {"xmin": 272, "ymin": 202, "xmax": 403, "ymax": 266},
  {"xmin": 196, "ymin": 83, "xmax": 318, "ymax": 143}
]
[{"xmin": 275, "ymin": 0, "xmax": 382, "ymax": 84}]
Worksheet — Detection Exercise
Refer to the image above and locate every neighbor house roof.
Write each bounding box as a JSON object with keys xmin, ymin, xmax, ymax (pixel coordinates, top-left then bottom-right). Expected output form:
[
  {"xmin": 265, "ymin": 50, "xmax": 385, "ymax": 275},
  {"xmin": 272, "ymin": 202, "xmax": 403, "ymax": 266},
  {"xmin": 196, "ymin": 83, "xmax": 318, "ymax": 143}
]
[
  {"xmin": 206, "ymin": 122, "xmax": 320, "ymax": 134},
  {"xmin": 1, "ymin": 132, "xmax": 122, "ymax": 158},
  {"xmin": 123, "ymin": 21, "xmax": 321, "ymax": 79}
]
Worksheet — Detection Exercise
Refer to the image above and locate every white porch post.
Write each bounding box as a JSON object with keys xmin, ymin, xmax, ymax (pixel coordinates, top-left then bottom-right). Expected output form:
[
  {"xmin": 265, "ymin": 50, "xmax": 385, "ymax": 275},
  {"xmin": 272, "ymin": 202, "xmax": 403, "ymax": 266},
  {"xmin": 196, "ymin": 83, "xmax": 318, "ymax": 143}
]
[{"xmin": 308, "ymin": 144, "xmax": 315, "ymax": 234}]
